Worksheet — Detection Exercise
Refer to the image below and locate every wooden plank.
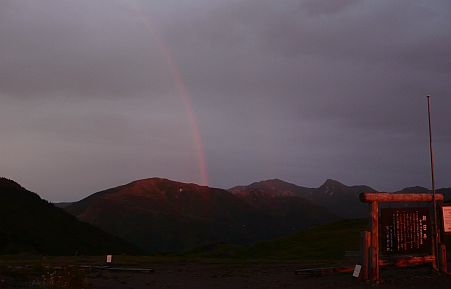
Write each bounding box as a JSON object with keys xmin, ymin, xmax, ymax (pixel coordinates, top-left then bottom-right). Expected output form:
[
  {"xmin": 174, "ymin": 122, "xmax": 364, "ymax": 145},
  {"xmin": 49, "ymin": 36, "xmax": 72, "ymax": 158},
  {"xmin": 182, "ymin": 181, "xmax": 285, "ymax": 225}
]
[
  {"xmin": 370, "ymin": 201, "xmax": 379, "ymax": 282},
  {"xmin": 107, "ymin": 267, "xmax": 154, "ymax": 273},
  {"xmin": 295, "ymin": 266, "xmax": 354, "ymax": 276},
  {"xmin": 379, "ymin": 255, "xmax": 435, "ymax": 267},
  {"xmin": 79, "ymin": 265, "xmax": 154, "ymax": 273},
  {"xmin": 360, "ymin": 193, "xmax": 444, "ymax": 203}
]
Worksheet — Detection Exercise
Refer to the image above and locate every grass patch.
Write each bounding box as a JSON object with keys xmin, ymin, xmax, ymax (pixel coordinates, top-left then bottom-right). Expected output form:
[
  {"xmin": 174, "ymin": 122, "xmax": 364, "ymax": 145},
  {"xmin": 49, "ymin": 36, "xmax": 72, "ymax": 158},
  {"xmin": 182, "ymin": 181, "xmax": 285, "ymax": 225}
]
[{"xmin": 183, "ymin": 219, "xmax": 368, "ymax": 260}]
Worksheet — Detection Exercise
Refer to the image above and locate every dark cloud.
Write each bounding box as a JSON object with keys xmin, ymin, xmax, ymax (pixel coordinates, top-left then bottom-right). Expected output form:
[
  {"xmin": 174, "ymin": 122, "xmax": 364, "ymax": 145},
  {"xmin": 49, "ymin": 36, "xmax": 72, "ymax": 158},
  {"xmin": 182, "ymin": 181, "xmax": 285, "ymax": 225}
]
[
  {"xmin": 1, "ymin": 0, "xmax": 451, "ymax": 200},
  {"xmin": 0, "ymin": 0, "xmax": 174, "ymax": 98}
]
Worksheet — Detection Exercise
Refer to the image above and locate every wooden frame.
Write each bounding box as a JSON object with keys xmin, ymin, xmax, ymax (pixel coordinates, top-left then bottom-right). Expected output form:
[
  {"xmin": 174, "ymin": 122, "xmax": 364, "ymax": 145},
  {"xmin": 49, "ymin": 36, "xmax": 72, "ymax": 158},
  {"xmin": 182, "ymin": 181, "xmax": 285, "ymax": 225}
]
[{"xmin": 359, "ymin": 192, "xmax": 446, "ymax": 282}]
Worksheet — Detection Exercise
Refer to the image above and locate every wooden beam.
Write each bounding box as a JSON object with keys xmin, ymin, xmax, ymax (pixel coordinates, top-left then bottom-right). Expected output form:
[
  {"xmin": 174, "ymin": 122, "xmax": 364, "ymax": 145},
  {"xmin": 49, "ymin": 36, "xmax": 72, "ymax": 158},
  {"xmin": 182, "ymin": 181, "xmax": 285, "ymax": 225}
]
[
  {"xmin": 360, "ymin": 193, "xmax": 444, "ymax": 203},
  {"xmin": 379, "ymin": 255, "xmax": 435, "ymax": 267}
]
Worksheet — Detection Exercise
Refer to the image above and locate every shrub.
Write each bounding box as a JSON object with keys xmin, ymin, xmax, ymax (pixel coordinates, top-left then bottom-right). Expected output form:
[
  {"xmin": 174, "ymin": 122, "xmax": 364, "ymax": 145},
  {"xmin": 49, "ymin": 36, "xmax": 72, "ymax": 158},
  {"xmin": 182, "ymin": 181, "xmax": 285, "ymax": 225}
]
[{"xmin": 33, "ymin": 266, "xmax": 86, "ymax": 289}]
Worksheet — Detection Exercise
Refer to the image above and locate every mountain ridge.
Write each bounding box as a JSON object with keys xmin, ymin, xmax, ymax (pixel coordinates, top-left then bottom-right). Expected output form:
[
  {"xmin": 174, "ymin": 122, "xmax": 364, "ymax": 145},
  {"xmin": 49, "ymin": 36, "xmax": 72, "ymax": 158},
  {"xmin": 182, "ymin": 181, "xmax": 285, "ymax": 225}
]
[
  {"xmin": 65, "ymin": 178, "xmax": 337, "ymax": 252},
  {"xmin": 4, "ymin": 175, "xmax": 449, "ymax": 255},
  {"xmin": 230, "ymin": 178, "xmax": 376, "ymax": 218},
  {"xmin": 65, "ymin": 177, "xmax": 451, "ymax": 253}
]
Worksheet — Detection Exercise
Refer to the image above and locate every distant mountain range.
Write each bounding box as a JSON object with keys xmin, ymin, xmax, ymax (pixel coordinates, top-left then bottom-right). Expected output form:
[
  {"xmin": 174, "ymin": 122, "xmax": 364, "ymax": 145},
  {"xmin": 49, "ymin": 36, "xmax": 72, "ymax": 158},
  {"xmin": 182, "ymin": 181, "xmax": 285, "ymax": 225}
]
[
  {"xmin": 230, "ymin": 178, "xmax": 376, "ymax": 218},
  {"xmin": 64, "ymin": 178, "xmax": 337, "ymax": 253},
  {"xmin": 63, "ymin": 177, "xmax": 451, "ymax": 253},
  {"xmin": 2, "ymin": 176, "xmax": 450, "ymax": 255},
  {"xmin": 0, "ymin": 178, "xmax": 140, "ymax": 255},
  {"xmin": 231, "ymin": 179, "xmax": 451, "ymax": 217}
]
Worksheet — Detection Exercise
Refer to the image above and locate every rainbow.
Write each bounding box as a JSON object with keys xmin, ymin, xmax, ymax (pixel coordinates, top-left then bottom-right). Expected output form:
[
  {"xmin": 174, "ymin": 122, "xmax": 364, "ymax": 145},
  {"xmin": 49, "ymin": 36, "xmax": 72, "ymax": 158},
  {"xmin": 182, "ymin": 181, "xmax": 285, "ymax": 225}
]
[{"xmin": 120, "ymin": 1, "xmax": 209, "ymax": 186}]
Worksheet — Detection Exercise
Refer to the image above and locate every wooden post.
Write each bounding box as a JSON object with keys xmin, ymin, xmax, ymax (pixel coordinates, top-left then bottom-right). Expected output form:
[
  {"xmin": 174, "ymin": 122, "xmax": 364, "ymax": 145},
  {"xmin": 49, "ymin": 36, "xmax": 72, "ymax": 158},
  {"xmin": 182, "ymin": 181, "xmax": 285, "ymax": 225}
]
[
  {"xmin": 360, "ymin": 231, "xmax": 370, "ymax": 281},
  {"xmin": 431, "ymin": 237, "xmax": 438, "ymax": 270},
  {"xmin": 440, "ymin": 244, "xmax": 447, "ymax": 273},
  {"xmin": 370, "ymin": 201, "xmax": 379, "ymax": 282}
]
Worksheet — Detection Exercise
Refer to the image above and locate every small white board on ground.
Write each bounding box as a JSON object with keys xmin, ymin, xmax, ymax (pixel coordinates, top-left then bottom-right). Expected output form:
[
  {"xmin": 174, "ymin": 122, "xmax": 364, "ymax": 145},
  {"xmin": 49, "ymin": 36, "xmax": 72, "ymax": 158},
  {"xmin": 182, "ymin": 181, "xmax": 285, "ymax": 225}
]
[{"xmin": 352, "ymin": 264, "xmax": 362, "ymax": 278}]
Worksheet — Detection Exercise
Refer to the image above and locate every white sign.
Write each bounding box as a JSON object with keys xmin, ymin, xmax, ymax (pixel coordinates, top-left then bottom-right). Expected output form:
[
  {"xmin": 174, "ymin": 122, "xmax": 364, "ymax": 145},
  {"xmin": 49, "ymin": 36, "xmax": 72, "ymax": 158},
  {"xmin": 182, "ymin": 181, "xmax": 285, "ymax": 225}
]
[
  {"xmin": 352, "ymin": 264, "xmax": 362, "ymax": 278},
  {"xmin": 106, "ymin": 255, "xmax": 113, "ymax": 264},
  {"xmin": 442, "ymin": 206, "xmax": 451, "ymax": 233}
]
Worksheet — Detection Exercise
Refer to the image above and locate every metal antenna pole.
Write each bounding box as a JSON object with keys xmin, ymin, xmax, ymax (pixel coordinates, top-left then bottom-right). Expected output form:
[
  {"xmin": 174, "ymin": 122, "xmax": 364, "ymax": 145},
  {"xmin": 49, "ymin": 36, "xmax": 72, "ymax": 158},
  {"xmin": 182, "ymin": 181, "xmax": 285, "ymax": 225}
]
[{"xmin": 427, "ymin": 95, "xmax": 440, "ymax": 270}]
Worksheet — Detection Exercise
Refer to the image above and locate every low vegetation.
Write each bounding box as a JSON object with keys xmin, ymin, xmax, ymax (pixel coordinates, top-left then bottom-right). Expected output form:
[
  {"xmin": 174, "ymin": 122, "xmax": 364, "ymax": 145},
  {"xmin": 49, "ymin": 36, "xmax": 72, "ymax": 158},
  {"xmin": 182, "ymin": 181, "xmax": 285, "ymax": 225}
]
[
  {"xmin": 184, "ymin": 219, "xmax": 368, "ymax": 260},
  {"xmin": 0, "ymin": 262, "xmax": 86, "ymax": 289}
]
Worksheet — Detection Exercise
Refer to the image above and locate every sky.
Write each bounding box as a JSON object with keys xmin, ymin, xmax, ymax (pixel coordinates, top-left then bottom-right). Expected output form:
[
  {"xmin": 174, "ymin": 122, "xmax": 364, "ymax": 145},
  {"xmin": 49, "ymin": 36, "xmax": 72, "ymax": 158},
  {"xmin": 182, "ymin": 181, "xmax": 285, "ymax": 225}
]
[{"xmin": 1, "ymin": 0, "xmax": 451, "ymax": 202}]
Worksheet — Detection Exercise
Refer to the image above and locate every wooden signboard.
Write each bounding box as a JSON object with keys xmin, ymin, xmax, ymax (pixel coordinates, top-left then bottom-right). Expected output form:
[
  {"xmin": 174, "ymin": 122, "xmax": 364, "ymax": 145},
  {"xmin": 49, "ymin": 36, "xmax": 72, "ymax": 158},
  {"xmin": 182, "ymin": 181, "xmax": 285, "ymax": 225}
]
[
  {"xmin": 443, "ymin": 205, "xmax": 451, "ymax": 234},
  {"xmin": 359, "ymin": 192, "xmax": 446, "ymax": 282},
  {"xmin": 380, "ymin": 208, "xmax": 431, "ymax": 255}
]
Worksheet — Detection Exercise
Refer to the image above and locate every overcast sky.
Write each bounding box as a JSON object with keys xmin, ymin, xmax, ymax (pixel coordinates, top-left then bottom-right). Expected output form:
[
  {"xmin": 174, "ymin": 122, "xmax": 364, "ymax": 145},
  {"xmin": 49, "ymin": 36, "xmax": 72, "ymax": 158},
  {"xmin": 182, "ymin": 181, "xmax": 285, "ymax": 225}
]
[{"xmin": 1, "ymin": 0, "xmax": 451, "ymax": 201}]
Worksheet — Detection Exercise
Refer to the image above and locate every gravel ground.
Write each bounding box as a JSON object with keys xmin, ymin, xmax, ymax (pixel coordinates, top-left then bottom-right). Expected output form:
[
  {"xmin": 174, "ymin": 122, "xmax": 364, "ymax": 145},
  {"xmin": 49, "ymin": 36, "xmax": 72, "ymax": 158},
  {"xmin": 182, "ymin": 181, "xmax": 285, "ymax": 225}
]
[
  {"xmin": 2, "ymin": 262, "xmax": 450, "ymax": 289},
  {"xmin": 81, "ymin": 262, "xmax": 451, "ymax": 289}
]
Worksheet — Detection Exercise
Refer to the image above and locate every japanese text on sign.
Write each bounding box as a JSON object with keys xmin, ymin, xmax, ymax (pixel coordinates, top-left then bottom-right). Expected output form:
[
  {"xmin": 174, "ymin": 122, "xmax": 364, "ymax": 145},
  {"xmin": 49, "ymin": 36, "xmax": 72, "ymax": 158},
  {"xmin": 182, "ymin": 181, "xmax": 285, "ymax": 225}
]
[{"xmin": 380, "ymin": 207, "xmax": 431, "ymax": 255}]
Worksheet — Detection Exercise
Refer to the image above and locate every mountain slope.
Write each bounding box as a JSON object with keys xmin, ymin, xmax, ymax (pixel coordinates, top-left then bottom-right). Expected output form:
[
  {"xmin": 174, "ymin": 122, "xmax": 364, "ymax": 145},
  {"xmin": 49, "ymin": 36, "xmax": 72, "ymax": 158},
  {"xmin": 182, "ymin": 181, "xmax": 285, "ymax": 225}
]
[
  {"xmin": 66, "ymin": 178, "xmax": 260, "ymax": 252},
  {"xmin": 65, "ymin": 178, "xmax": 336, "ymax": 253},
  {"xmin": 310, "ymin": 179, "xmax": 376, "ymax": 218},
  {"xmin": 438, "ymin": 188, "xmax": 451, "ymax": 203},
  {"xmin": 231, "ymin": 179, "xmax": 376, "ymax": 218},
  {"xmin": 0, "ymin": 177, "xmax": 140, "ymax": 255},
  {"xmin": 229, "ymin": 179, "xmax": 337, "ymax": 226},
  {"xmin": 231, "ymin": 179, "xmax": 314, "ymax": 198}
]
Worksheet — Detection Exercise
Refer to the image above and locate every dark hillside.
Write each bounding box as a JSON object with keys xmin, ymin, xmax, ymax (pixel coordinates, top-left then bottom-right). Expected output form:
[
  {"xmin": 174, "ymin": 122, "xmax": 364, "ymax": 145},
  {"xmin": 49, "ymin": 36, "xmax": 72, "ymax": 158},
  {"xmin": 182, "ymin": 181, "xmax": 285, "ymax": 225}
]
[{"xmin": 0, "ymin": 177, "xmax": 140, "ymax": 255}]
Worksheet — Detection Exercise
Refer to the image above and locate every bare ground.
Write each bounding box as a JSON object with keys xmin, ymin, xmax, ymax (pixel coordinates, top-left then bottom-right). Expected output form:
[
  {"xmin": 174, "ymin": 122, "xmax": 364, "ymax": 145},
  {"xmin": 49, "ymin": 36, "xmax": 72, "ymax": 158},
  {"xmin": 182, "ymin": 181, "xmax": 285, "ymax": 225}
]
[
  {"xmin": 86, "ymin": 263, "xmax": 451, "ymax": 289},
  {"xmin": 2, "ymin": 261, "xmax": 451, "ymax": 289}
]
